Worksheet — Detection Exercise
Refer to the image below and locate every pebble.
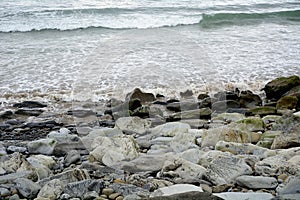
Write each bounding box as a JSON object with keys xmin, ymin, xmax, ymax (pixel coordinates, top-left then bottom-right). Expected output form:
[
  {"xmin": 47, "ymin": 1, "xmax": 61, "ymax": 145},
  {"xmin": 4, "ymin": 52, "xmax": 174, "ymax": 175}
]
[
  {"xmin": 108, "ymin": 192, "xmax": 121, "ymax": 200},
  {"xmin": 102, "ymin": 188, "xmax": 114, "ymax": 196}
]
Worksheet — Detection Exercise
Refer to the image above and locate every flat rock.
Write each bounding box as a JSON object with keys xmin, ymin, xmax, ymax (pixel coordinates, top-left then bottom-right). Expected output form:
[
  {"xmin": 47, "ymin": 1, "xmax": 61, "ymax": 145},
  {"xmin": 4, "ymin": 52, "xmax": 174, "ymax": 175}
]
[
  {"xmin": 15, "ymin": 178, "xmax": 41, "ymax": 199},
  {"xmin": 205, "ymin": 154, "xmax": 253, "ymax": 185},
  {"xmin": 277, "ymin": 177, "xmax": 300, "ymax": 195},
  {"xmin": 236, "ymin": 175, "xmax": 278, "ymax": 189},
  {"xmin": 115, "ymin": 117, "xmax": 151, "ymax": 134},
  {"xmin": 151, "ymin": 184, "xmax": 203, "ymax": 197},
  {"xmin": 150, "ymin": 122, "xmax": 190, "ymax": 137},
  {"xmin": 231, "ymin": 116, "xmax": 265, "ymax": 132},
  {"xmin": 13, "ymin": 101, "xmax": 47, "ymax": 108},
  {"xmin": 171, "ymin": 108, "xmax": 212, "ymax": 120},
  {"xmin": 214, "ymin": 192, "xmax": 273, "ymax": 200}
]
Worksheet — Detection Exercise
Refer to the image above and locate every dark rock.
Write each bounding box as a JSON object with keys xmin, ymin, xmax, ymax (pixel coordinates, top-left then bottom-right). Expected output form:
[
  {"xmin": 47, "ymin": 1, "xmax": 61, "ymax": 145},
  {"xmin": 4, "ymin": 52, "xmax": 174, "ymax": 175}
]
[
  {"xmin": 26, "ymin": 120, "xmax": 62, "ymax": 128},
  {"xmin": 67, "ymin": 110, "xmax": 95, "ymax": 117},
  {"xmin": 0, "ymin": 110, "xmax": 14, "ymax": 119},
  {"xmin": 166, "ymin": 102, "xmax": 181, "ymax": 112},
  {"xmin": 199, "ymin": 97, "xmax": 212, "ymax": 109},
  {"xmin": 262, "ymin": 76, "xmax": 300, "ymax": 100},
  {"xmin": 214, "ymin": 91, "xmax": 239, "ymax": 101},
  {"xmin": 64, "ymin": 150, "xmax": 81, "ymax": 167},
  {"xmin": 166, "ymin": 99, "xmax": 180, "ymax": 104},
  {"xmin": 276, "ymin": 96, "xmax": 298, "ymax": 110},
  {"xmin": 156, "ymin": 94, "xmax": 165, "ymax": 98},
  {"xmin": 284, "ymin": 85, "xmax": 300, "ymax": 98},
  {"xmin": 226, "ymin": 108, "xmax": 250, "ymax": 114},
  {"xmin": 53, "ymin": 141, "xmax": 87, "ymax": 156},
  {"xmin": 0, "ymin": 124, "xmax": 10, "ymax": 130},
  {"xmin": 198, "ymin": 94, "xmax": 210, "ymax": 100},
  {"xmin": 212, "ymin": 100, "xmax": 240, "ymax": 113},
  {"xmin": 239, "ymin": 90, "xmax": 262, "ymax": 108},
  {"xmin": 180, "ymin": 90, "xmax": 194, "ymax": 98},
  {"xmin": 212, "ymin": 184, "xmax": 235, "ymax": 193},
  {"xmin": 126, "ymin": 88, "xmax": 155, "ymax": 104},
  {"xmin": 131, "ymin": 106, "xmax": 150, "ymax": 118},
  {"xmin": 153, "ymin": 101, "xmax": 167, "ymax": 106},
  {"xmin": 248, "ymin": 106, "xmax": 277, "ymax": 116},
  {"xmin": 6, "ymin": 119, "xmax": 24, "ymax": 125},
  {"xmin": 64, "ymin": 180, "xmax": 104, "ymax": 198},
  {"xmin": 111, "ymin": 183, "xmax": 149, "ymax": 196},
  {"xmin": 167, "ymin": 101, "xmax": 199, "ymax": 112},
  {"xmin": 15, "ymin": 109, "xmax": 43, "ymax": 116},
  {"xmin": 13, "ymin": 101, "xmax": 47, "ymax": 108},
  {"xmin": 146, "ymin": 192, "xmax": 223, "ymax": 200},
  {"xmin": 129, "ymin": 98, "xmax": 142, "ymax": 111},
  {"xmin": 170, "ymin": 108, "xmax": 212, "ymax": 120}
]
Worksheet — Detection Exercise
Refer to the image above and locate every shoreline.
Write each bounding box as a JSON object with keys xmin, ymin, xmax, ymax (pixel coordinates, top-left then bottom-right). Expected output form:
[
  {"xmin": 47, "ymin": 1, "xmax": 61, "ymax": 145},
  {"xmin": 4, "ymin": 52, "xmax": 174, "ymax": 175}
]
[{"xmin": 0, "ymin": 75, "xmax": 300, "ymax": 200}]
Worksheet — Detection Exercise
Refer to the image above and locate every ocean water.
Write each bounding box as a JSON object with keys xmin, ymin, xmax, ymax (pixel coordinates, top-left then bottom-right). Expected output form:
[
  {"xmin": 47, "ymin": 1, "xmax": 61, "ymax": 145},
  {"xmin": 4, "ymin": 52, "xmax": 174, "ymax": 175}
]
[{"xmin": 1, "ymin": 0, "xmax": 300, "ymax": 102}]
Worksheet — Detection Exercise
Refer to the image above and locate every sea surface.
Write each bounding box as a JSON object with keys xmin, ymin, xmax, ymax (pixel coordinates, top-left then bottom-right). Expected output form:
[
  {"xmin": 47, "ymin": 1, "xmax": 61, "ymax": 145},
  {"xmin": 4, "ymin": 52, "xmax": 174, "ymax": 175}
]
[{"xmin": 1, "ymin": 0, "xmax": 300, "ymax": 102}]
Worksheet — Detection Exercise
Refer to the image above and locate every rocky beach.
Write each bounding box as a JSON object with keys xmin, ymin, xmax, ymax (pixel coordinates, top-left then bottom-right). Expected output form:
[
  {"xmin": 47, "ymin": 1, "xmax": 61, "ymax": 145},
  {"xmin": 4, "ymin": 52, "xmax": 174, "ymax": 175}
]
[{"xmin": 0, "ymin": 75, "xmax": 300, "ymax": 200}]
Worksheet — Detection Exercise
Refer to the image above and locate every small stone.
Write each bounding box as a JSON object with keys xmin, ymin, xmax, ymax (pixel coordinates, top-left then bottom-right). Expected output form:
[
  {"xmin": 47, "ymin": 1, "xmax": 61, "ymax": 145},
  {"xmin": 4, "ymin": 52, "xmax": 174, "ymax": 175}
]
[
  {"xmin": 9, "ymin": 194, "xmax": 20, "ymax": 200},
  {"xmin": 0, "ymin": 187, "xmax": 10, "ymax": 197},
  {"xmin": 115, "ymin": 196, "xmax": 124, "ymax": 200},
  {"xmin": 64, "ymin": 150, "xmax": 81, "ymax": 167},
  {"xmin": 200, "ymin": 184, "xmax": 212, "ymax": 194},
  {"xmin": 102, "ymin": 188, "xmax": 114, "ymax": 196},
  {"xmin": 278, "ymin": 174, "xmax": 289, "ymax": 182},
  {"xmin": 108, "ymin": 192, "xmax": 121, "ymax": 199}
]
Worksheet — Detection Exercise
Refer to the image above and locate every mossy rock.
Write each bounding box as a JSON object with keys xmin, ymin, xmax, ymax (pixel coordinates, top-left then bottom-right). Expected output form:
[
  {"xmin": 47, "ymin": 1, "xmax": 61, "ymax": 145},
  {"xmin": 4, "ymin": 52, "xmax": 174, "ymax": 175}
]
[
  {"xmin": 261, "ymin": 131, "xmax": 282, "ymax": 140},
  {"xmin": 233, "ymin": 117, "xmax": 265, "ymax": 132},
  {"xmin": 276, "ymin": 96, "xmax": 298, "ymax": 110},
  {"xmin": 256, "ymin": 140, "xmax": 273, "ymax": 149},
  {"xmin": 249, "ymin": 106, "xmax": 277, "ymax": 116},
  {"xmin": 263, "ymin": 75, "xmax": 300, "ymax": 100}
]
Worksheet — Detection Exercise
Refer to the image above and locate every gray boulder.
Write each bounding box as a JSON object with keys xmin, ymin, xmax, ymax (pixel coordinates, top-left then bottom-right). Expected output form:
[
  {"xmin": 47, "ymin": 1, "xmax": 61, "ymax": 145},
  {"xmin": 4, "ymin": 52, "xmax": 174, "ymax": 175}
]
[
  {"xmin": 37, "ymin": 179, "xmax": 64, "ymax": 200},
  {"xmin": 27, "ymin": 138, "xmax": 57, "ymax": 155},
  {"xmin": 115, "ymin": 117, "xmax": 151, "ymax": 134},
  {"xmin": 277, "ymin": 177, "xmax": 300, "ymax": 195},
  {"xmin": 15, "ymin": 178, "xmax": 41, "ymax": 199},
  {"xmin": 64, "ymin": 180, "xmax": 104, "ymax": 198},
  {"xmin": 236, "ymin": 175, "xmax": 278, "ymax": 189}
]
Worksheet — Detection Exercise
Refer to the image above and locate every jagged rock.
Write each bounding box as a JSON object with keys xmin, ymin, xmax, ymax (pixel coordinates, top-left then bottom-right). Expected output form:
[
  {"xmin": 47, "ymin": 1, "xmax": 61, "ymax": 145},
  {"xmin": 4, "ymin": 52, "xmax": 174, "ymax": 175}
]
[
  {"xmin": 277, "ymin": 96, "xmax": 298, "ymax": 110},
  {"xmin": 89, "ymin": 135, "xmax": 139, "ymax": 166},
  {"xmin": 205, "ymin": 154, "xmax": 253, "ymax": 185},
  {"xmin": 201, "ymin": 126, "xmax": 250, "ymax": 148},
  {"xmin": 151, "ymin": 184, "xmax": 203, "ymax": 197},
  {"xmin": 214, "ymin": 192, "xmax": 273, "ymax": 200},
  {"xmin": 213, "ymin": 91, "xmax": 239, "ymax": 101},
  {"xmin": 64, "ymin": 150, "xmax": 81, "ymax": 167},
  {"xmin": 236, "ymin": 175, "xmax": 278, "ymax": 189},
  {"xmin": 263, "ymin": 76, "xmax": 300, "ymax": 100},
  {"xmin": 37, "ymin": 179, "xmax": 64, "ymax": 200},
  {"xmin": 27, "ymin": 138, "xmax": 57, "ymax": 155},
  {"xmin": 150, "ymin": 122, "xmax": 190, "ymax": 137},
  {"xmin": 126, "ymin": 88, "xmax": 155, "ymax": 104},
  {"xmin": 115, "ymin": 117, "xmax": 151, "ymax": 135},
  {"xmin": 238, "ymin": 90, "xmax": 262, "ymax": 108},
  {"xmin": 111, "ymin": 183, "xmax": 149, "ymax": 197},
  {"xmin": 0, "ymin": 152, "xmax": 23, "ymax": 173},
  {"xmin": 64, "ymin": 180, "xmax": 104, "ymax": 198},
  {"xmin": 13, "ymin": 101, "xmax": 47, "ymax": 108},
  {"xmin": 15, "ymin": 178, "xmax": 41, "ymax": 199}
]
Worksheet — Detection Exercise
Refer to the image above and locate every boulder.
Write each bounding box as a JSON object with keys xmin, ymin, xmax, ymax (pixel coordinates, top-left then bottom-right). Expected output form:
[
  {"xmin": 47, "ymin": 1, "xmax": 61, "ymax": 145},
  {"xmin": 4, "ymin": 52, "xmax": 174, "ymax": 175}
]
[
  {"xmin": 126, "ymin": 88, "xmax": 155, "ymax": 104},
  {"xmin": 64, "ymin": 150, "xmax": 81, "ymax": 167},
  {"xmin": 277, "ymin": 177, "xmax": 300, "ymax": 195},
  {"xmin": 151, "ymin": 184, "xmax": 203, "ymax": 197},
  {"xmin": 64, "ymin": 180, "xmax": 104, "ymax": 198},
  {"xmin": 213, "ymin": 113, "xmax": 245, "ymax": 123},
  {"xmin": 263, "ymin": 76, "xmax": 300, "ymax": 100},
  {"xmin": 213, "ymin": 91, "xmax": 239, "ymax": 101},
  {"xmin": 0, "ymin": 152, "xmax": 23, "ymax": 173},
  {"xmin": 277, "ymin": 96, "xmax": 298, "ymax": 110},
  {"xmin": 212, "ymin": 100, "xmax": 240, "ymax": 113},
  {"xmin": 15, "ymin": 178, "xmax": 41, "ymax": 199},
  {"xmin": 89, "ymin": 135, "xmax": 139, "ymax": 166},
  {"xmin": 37, "ymin": 179, "xmax": 64, "ymax": 200},
  {"xmin": 150, "ymin": 122, "xmax": 190, "ymax": 137},
  {"xmin": 27, "ymin": 138, "xmax": 57, "ymax": 155},
  {"xmin": 231, "ymin": 117, "xmax": 265, "ymax": 132},
  {"xmin": 201, "ymin": 126, "xmax": 250, "ymax": 148},
  {"xmin": 236, "ymin": 175, "xmax": 278, "ymax": 189},
  {"xmin": 249, "ymin": 106, "xmax": 277, "ymax": 116},
  {"xmin": 115, "ymin": 117, "xmax": 151, "ymax": 135},
  {"xmin": 238, "ymin": 90, "xmax": 262, "ymax": 108},
  {"xmin": 205, "ymin": 155, "xmax": 253, "ymax": 185}
]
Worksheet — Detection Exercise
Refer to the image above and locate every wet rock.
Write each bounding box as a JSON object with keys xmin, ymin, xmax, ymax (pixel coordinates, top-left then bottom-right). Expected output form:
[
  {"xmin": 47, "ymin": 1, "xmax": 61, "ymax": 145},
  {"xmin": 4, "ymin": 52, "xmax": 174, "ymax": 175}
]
[
  {"xmin": 0, "ymin": 110, "xmax": 14, "ymax": 119},
  {"xmin": 67, "ymin": 109, "xmax": 95, "ymax": 117},
  {"xmin": 150, "ymin": 122, "xmax": 190, "ymax": 137},
  {"xmin": 13, "ymin": 101, "xmax": 47, "ymax": 108},
  {"xmin": 126, "ymin": 88, "xmax": 155, "ymax": 104},
  {"xmin": 263, "ymin": 75, "xmax": 300, "ymax": 100},
  {"xmin": 27, "ymin": 138, "xmax": 57, "ymax": 155},
  {"xmin": 236, "ymin": 175, "xmax": 278, "ymax": 189},
  {"xmin": 171, "ymin": 108, "xmax": 212, "ymax": 120},
  {"xmin": 15, "ymin": 108, "xmax": 44, "ymax": 116},
  {"xmin": 238, "ymin": 90, "xmax": 262, "ymax": 108},
  {"xmin": 276, "ymin": 96, "xmax": 298, "ymax": 110},
  {"xmin": 115, "ymin": 117, "xmax": 151, "ymax": 135},
  {"xmin": 37, "ymin": 179, "xmax": 64, "ymax": 200},
  {"xmin": 201, "ymin": 126, "xmax": 250, "ymax": 148},
  {"xmin": 64, "ymin": 180, "xmax": 104, "ymax": 198},
  {"xmin": 214, "ymin": 192, "xmax": 273, "ymax": 200},
  {"xmin": 151, "ymin": 184, "xmax": 203, "ymax": 197},
  {"xmin": 131, "ymin": 106, "xmax": 150, "ymax": 118},
  {"xmin": 249, "ymin": 106, "xmax": 277, "ymax": 116},
  {"xmin": 89, "ymin": 135, "xmax": 139, "ymax": 166},
  {"xmin": 64, "ymin": 150, "xmax": 81, "ymax": 167},
  {"xmin": 205, "ymin": 154, "xmax": 253, "ymax": 185},
  {"xmin": 15, "ymin": 178, "xmax": 41, "ymax": 199}
]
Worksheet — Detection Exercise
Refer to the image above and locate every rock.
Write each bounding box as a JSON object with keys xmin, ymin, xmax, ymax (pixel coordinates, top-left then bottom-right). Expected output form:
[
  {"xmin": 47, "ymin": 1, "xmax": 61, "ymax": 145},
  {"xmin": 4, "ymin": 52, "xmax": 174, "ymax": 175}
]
[
  {"xmin": 7, "ymin": 146, "xmax": 27, "ymax": 153},
  {"xmin": 285, "ymin": 85, "xmax": 300, "ymax": 98},
  {"xmin": 231, "ymin": 116, "xmax": 265, "ymax": 132},
  {"xmin": 263, "ymin": 76, "xmax": 300, "ymax": 100},
  {"xmin": 109, "ymin": 192, "xmax": 121, "ymax": 199},
  {"xmin": 179, "ymin": 119, "xmax": 208, "ymax": 129},
  {"xmin": 27, "ymin": 155, "xmax": 56, "ymax": 170},
  {"xmin": 271, "ymin": 134, "xmax": 300, "ymax": 149},
  {"xmin": 277, "ymin": 177, "xmax": 300, "ymax": 195},
  {"xmin": 131, "ymin": 106, "xmax": 150, "ymax": 118},
  {"xmin": 126, "ymin": 88, "xmax": 155, "ymax": 104},
  {"xmin": 213, "ymin": 91, "xmax": 239, "ymax": 101},
  {"xmin": 111, "ymin": 183, "xmax": 149, "ymax": 197},
  {"xmin": 0, "ymin": 171, "xmax": 35, "ymax": 184},
  {"xmin": 171, "ymin": 108, "xmax": 212, "ymax": 120},
  {"xmin": 128, "ymin": 98, "xmax": 142, "ymax": 111},
  {"xmin": 0, "ymin": 152, "xmax": 23, "ymax": 173},
  {"xmin": 214, "ymin": 192, "xmax": 273, "ymax": 200},
  {"xmin": 213, "ymin": 113, "xmax": 245, "ymax": 123},
  {"xmin": 13, "ymin": 101, "xmax": 47, "ymax": 108},
  {"xmin": 146, "ymin": 191, "xmax": 222, "ymax": 200},
  {"xmin": 53, "ymin": 141, "xmax": 86, "ymax": 157},
  {"xmin": 238, "ymin": 90, "xmax": 262, "ymax": 108},
  {"xmin": 151, "ymin": 184, "xmax": 203, "ymax": 197},
  {"xmin": 272, "ymin": 194, "xmax": 300, "ymax": 200},
  {"xmin": 83, "ymin": 191, "xmax": 99, "ymax": 200},
  {"xmin": 102, "ymin": 188, "xmax": 114, "ymax": 196},
  {"xmin": 179, "ymin": 148, "xmax": 203, "ymax": 164},
  {"xmin": 89, "ymin": 135, "xmax": 139, "ymax": 166},
  {"xmin": 0, "ymin": 143, "xmax": 7, "ymax": 156},
  {"xmin": 151, "ymin": 122, "xmax": 190, "ymax": 137},
  {"xmin": 236, "ymin": 175, "xmax": 278, "ymax": 189},
  {"xmin": 160, "ymin": 158, "xmax": 206, "ymax": 184},
  {"xmin": 27, "ymin": 138, "xmax": 57, "ymax": 155},
  {"xmin": 212, "ymin": 184, "xmax": 234, "ymax": 193},
  {"xmin": 277, "ymin": 96, "xmax": 298, "ymax": 110},
  {"xmin": 15, "ymin": 178, "xmax": 41, "ymax": 199},
  {"xmin": 64, "ymin": 180, "xmax": 104, "ymax": 198},
  {"xmin": 37, "ymin": 179, "xmax": 64, "ymax": 200},
  {"xmin": 115, "ymin": 117, "xmax": 151, "ymax": 135},
  {"xmin": 205, "ymin": 154, "xmax": 253, "ymax": 185},
  {"xmin": 215, "ymin": 141, "xmax": 273, "ymax": 159},
  {"xmin": 212, "ymin": 100, "xmax": 240, "ymax": 113},
  {"xmin": 25, "ymin": 156, "xmax": 53, "ymax": 180},
  {"xmin": 64, "ymin": 150, "xmax": 81, "ymax": 167},
  {"xmin": 0, "ymin": 187, "xmax": 10, "ymax": 197},
  {"xmin": 201, "ymin": 126, "xmax": 250, "ymax": 148},
  {"xmin": 15, "ymin": 108, "xmax": 44, "ymax": 116},
  {"xmin": 0, "ymin": 110, "xmax": 14, "ymax": 119},
  {"xmin": 249, "ymin": 106, "xmax": 277, "ymax": 116}
]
